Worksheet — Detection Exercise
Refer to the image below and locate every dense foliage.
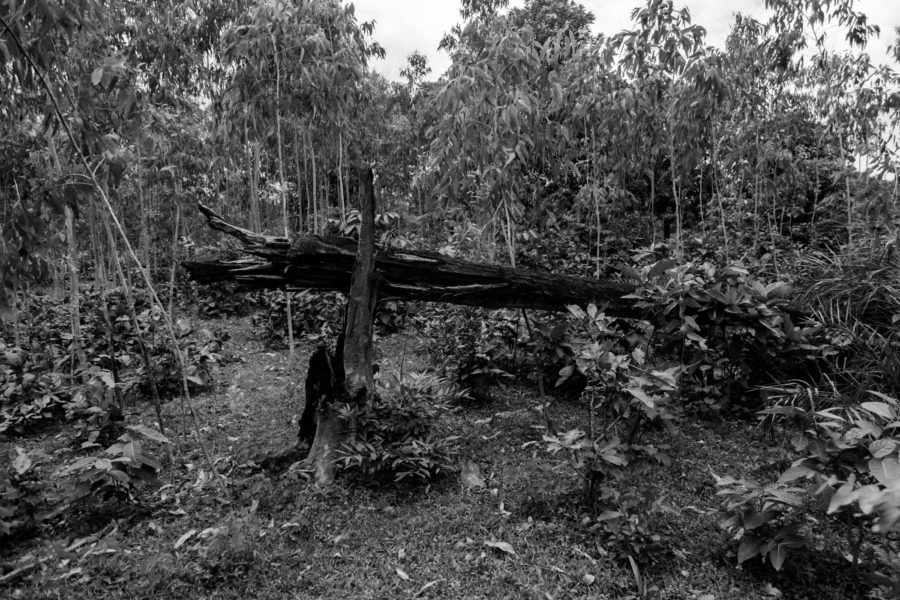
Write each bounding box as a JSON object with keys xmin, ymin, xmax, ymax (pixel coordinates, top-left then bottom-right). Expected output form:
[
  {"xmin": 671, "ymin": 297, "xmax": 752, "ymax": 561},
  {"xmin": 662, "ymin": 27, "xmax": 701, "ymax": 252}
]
[{"xmin": 2, "ymin": 0, "xmax": 900, "ymax": 596}]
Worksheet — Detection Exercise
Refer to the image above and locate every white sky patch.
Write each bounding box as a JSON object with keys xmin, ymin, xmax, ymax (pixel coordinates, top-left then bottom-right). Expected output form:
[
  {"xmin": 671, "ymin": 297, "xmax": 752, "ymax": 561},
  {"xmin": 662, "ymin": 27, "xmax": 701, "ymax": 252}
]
[{"xmin": 353, "ymin": 0, "xmax": 900, "ymax": 81}]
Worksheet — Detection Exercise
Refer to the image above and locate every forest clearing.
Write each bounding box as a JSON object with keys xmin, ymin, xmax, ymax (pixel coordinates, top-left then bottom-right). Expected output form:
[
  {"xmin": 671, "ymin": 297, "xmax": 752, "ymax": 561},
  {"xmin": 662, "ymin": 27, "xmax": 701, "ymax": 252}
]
[{"xmin": 2, "ymin": 0, "xmax": 900, "ymax": 598}]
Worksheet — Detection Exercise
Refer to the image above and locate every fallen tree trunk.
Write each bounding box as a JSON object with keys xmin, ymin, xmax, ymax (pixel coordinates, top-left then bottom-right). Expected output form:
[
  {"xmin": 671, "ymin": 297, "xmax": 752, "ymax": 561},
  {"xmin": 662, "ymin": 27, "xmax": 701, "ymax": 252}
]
[{"xmin": 183, "ymin": 206, "xmax": 641, "ymax": 317}]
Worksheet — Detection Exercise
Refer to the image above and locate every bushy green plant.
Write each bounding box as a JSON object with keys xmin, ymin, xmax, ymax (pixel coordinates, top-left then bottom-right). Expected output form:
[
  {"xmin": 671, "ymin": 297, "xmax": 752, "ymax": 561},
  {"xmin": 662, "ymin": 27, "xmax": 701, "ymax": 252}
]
[
  {"xmin": 565, "ymin": 303, "xmax": 678, "ymax": 442},
  {"xmin": 526, "ymin": 315, "xmax": 587, "ymax": 400},
  {"xmin": 374, "ymin": 299, "xmax": 409, "ymax": 334},
  {"xmin": 544, "ymin": 428, "xmax": 629, "ymax": 501},
  {"xmin": 336, "ymin": 372, "xmax": 463, "ymax": 482},
  {"xmin": 545, "ymin": 429, "xmax": 669, "ymax": 566},
  {"xmin": 716, "ymin": 388, "xmax": 900, "ymax": 573},
  {"xmin": 0, "ymin": 358, "xmax": 68, "ymax": 436},
  {"xmin": 424, "ymin": 306, "xmax": 518, "ymax": 402},
  {"xmin": 590, "ymin": 492, "xmax": 669, "ymax": 568},
  {"xmin": 1, "ymin": 289, "xmax": 226, "ymax": 436},
  {"xmin": 196, "ymin": 505, "xmax": 263, "ymax": 581},
  {"xmin": 626, "ymin": 257, "xmax": 832, "ymax": 411},
  {"xmin": 794, "ymin": 240, "xmax": 900, "ymax": 397},
  {"xmin": 779, "ymin": 391, "xmax": 900, "ymax": 548},
  {"xmin": 0, "ymin": 447, "xmax": 52, "ymax": 542},
  {"xmin": 66, "ymin": 367, "xmax": 126, "ymax": 448},
  {"xmin": 714, "ymin": 473, "xmax": 807, "ymax": 571},
  {"xmin": 151, "ymin": 319, "xmax": 226, "ymax": 393},
  {"xmin": 61, "ymin": 425, "xmax": 169, "ymax": 506},
  {"xmin": 196, "ymin": 284, "xmax": 248, "ymax": 319},
  {"xmin": 254, "ymin": 290, "xmax": 344, "ymax": 346}
]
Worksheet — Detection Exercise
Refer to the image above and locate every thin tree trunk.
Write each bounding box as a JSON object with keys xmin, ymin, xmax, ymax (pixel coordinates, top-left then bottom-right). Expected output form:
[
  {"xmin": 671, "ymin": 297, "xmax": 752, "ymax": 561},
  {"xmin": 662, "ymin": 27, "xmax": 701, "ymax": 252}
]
[
  {"xmin": 309, "ymin": 131, "xmax": 318, "ymax": 234},
  {"xmin": 65, "ymin": 203, "xmax": 84, "ymax": 377},
  {"xmin": 102, "ymin": 212, "xmax": 167, "ymax": 447},
  {"xmin": 136, "ymin": 145, "xmax": 150, "ymax": 272},
  {"xmin": 303, "ymin": 133, "xmax": 311, "ymax": 234},
  {"xmin": 323, "ymin": 171, "xmax": 330, "ymax": 233},
  {"xmin": 503, "ymin": 200, "xmax": 516, "ymax": 268},
  {"xmin": 337, "ymin": 131, "xmax": 346, "ymax": 222},
  {"xmin": 840, "ymin": 133, "xmax": 853, "ymax": 248},
  {"xmin": 648, "ymin": 169, "xmax": 656, "ymax": 244},
  {"xmin": 272, "ymin": 33, "xmax": 295, "ymax": 362},
  {"xmin": 167, "ymin": 203, "xmax": 181, "ymax": 321},
  {"xmin": 249, "ymin": 139, "xmax": 261, "ymax": 232},
  {"xmin": 714, "ymin": 123, "xmax": 732, "ymax": 262},
  {"xmin": 294, "ymin": 129, "xmax": 304, "ymax": 233},
  {"xmin": 668, "ymin": 114, "xmax": 682, "ymax": 257},
  {"xmin": 88, "ymin": 202, "xmax": 107, "ymax": 286},
  {"xmin": 48, "ymin": 139, "xmax": 86, "ymax": 376}
]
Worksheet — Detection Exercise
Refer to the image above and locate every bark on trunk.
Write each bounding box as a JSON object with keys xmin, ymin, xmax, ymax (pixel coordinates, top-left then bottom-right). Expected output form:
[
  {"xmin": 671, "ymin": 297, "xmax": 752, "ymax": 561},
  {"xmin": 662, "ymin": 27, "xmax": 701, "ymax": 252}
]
[{"xmin": 304, "ymin": 169, "xmax": 378, "ymax": 486}]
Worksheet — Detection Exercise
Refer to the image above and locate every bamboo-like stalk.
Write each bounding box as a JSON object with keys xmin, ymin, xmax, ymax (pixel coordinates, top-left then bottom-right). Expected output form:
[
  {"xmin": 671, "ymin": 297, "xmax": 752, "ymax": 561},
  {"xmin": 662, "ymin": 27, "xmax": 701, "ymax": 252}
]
[
  {"xmin": 272, "ymin": 32, "xmax": 295, "ymax": 362},
  {"xmin": 167, "ymin": 203, "xmax": 180, "ymax": 321}
]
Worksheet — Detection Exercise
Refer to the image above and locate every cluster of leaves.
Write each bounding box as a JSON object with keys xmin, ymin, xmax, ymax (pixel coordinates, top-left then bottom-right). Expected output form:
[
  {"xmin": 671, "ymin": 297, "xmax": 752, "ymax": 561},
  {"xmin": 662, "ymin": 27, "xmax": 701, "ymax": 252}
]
[
  {"xmin": 424, "ymin": 306, "xmax": 520, "ymax": 402},
  {"xmin": 252, "ymin": 290, "xmax": 345, "ymax": 347},
  {"xmin": 336, "ymin": 372, "xmax": 465, "ymax": 482},
  {"xmin": 2, "ymin": 423, "xmax": 167, "ymax": 544},
  {"xmin": 626, "ymin": 255, "xmax": 833, "ymax": 411},
  {"xmin": 1, "ymin": 290, "xmax": 224, "ymax": 436},
  {"xmin": 374, "ymin": 299, "xmax": 409, "ymax": 335},
  {"xmin": 0, "ymin": 340, "xmax": 69, "ymax": 436},
  {"xmin": 150, "ymin": 320, "xmax": 227, "ymax": 395},
  {"xmin": 544, "ymin": 427, "xmax": 670, "ymax": 566},
  {"xmin": 714, "ymin": 473, "xmax": 808, "ymax": 571},
  {"xmin": 716, "ymin": 388, "xmax": 900, "ymax": 572},
  {"xmin": 328, "ymin": 209, "xmax": 402, "ymax": 239},
  {"xmin": 794, "ymin": 238, "xmax": 900, "ymax": 396},
  {"xmin": 196, "ymin": 285, "xmax": 252, "ymax": 319},
  {"xmin": 543, "ymin": 304, "xmax": 679, "ymax": 565},
  {"xmin": 61, "ymin": 424, "xmax": 170, "ymax": 506},
  {"xmin": 0, "ymin": 448, "xmax": 54, "ymax": 542}
]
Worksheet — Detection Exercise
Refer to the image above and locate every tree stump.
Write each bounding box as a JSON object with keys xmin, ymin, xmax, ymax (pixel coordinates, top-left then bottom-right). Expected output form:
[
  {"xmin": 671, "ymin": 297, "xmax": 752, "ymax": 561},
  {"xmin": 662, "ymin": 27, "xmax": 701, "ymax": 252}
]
[{"xmin": 302, "ymin": 169, "xmax": 378, "ymax": 485}]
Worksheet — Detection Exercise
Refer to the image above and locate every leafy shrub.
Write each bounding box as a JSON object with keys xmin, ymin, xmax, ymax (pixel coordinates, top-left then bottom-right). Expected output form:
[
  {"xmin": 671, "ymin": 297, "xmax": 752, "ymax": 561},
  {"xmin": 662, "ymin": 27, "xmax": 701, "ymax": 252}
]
[
  {"xmin": 1, "ymin": 289, "xmax": 227, "ymax": 436},
  {"xmin": 591, "ymin": 495, "xmax": 669, "ymax": 567},
  {"xmin": 794, "ymin": 241, "xmax": 900, "ymax": 396},
  {"xmin": 716, "ymin": 388, "xmax": 900, "ymax": 572},
  {"xmin": 61, "ymin": 425, "xmax": 169, "ymax": 506},
  {"xmin": 0, "ymin": 349, "xmax": 69, "ymax": 436},
  {"xmin": 544, "ymin": 305, "xmax": 679, "ymax": 504},
  {"xmin": 544, "ymin": 429, "xmax": 629, "ymax": 502},
  {"xmin": 196, "ymin": 284, "xmax": 247, "ymax": 319},
  {"xmin": 148, "ymin": 319, "xmax": 227, "ymax": 394},
  {"xmin": 374, "ymin": 299, "xmax": 409, "ymax": 334},
  {"xmin": 336, "ymin": 372, "xmax": 463, "ymax": 482},
  {"xmin": 0, "ymin": 447, "xmax": 52, "ymax": 542},
  {"xmin": 254, "ymin": 290, "xmax": 344, "ymax": 347},
  {"xmin": 780, "ymin": 390, "xmax": 900, "ymax": 540},
  {"xmin": 424, "ymin": 306, "xmax": 518, "ymax": 402},
  {"xmin": 66, "ymin": 367, "xmax": 126, "ymax": 448},
  {"xmin": 526, "ymin": 315, "xmax": 588, "ymax": 400},
  {"xmin": 197, "ymin": 507, "xmax": 263, "ymax": 580},
  {"xmin": 565, "ymin": 303, "xmax": 678, "ymax": 442},
  {"xmin": 626, "ymin": 257, "xmax": 832, "ymax": 412},
  {"xmin": 714, "ymin": 473, "xmax": 808, "ymax": 571},
  {"xmin": 330, "ymin": 208, "xmax": 401, "ymax": 239}
]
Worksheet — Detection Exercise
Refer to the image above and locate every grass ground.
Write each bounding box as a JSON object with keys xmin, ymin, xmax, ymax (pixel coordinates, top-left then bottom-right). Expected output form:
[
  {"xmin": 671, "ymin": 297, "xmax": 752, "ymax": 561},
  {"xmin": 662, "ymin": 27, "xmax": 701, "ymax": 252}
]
[{"xmin": 0, "ymin": 311, "xmax": 893, "ymax": 599}]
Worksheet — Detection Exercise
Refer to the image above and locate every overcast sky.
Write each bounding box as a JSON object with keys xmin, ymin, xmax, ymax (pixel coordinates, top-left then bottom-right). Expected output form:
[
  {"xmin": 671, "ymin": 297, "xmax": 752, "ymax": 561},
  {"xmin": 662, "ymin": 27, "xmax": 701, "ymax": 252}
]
[{"xmin": 352, "ymin": 0, "xmax": 900, "ymax": 81}]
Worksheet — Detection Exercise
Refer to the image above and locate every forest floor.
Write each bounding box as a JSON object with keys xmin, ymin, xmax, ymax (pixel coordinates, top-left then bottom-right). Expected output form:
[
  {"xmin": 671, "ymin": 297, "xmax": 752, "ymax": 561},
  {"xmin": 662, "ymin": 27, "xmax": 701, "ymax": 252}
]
[{"xmin": 0, "ymin": 310, "xmax": 887, "ymax": 600}]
